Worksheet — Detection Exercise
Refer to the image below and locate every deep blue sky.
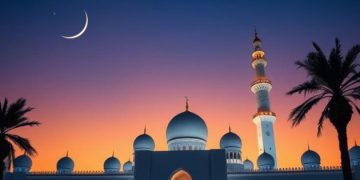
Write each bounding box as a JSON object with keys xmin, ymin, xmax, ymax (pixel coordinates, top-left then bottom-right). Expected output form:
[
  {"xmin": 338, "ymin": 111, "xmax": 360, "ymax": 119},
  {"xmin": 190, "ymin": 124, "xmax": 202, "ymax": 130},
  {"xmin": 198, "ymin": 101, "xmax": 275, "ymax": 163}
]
[{"xmin": 1, "ymin": 0, "xmax": 360, "ymax": 88}]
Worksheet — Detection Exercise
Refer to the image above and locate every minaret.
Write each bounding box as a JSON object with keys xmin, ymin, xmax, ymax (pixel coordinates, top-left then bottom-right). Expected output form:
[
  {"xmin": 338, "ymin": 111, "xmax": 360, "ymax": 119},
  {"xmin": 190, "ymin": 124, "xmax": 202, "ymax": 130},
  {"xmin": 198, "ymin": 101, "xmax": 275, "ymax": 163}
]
[{"xmin": 250, "ymin": 29, "xmax": 277, "ymax": 167}]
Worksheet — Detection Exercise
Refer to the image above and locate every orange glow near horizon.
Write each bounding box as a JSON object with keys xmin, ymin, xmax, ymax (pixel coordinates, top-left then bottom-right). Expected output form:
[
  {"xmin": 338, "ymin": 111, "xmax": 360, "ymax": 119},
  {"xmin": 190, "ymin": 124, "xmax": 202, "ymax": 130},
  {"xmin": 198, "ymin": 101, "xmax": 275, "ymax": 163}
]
[{"xmin": 9, "ymin": 86, "xmax": 360, "ymax": 171}]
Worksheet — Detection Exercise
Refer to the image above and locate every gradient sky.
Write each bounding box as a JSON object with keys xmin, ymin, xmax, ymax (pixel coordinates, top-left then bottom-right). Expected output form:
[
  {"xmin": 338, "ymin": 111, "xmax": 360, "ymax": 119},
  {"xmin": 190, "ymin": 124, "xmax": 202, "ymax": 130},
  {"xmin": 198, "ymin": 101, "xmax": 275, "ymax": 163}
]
[{"xmin": 1, "ymin": 0, "xmax": 360, "ymax": 171}]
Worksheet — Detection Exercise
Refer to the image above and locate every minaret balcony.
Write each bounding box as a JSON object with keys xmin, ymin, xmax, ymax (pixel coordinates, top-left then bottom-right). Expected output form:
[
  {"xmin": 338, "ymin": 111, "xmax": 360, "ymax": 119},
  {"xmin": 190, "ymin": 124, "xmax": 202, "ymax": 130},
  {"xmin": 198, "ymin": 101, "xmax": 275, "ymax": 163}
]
[
  {"xmin": 250, "ymin": 79, "xmax": 272, "ymax": 93},
  {"xmin": 252, "ymin": 58, "xmax": 267, "ymax": 69},
  {"xmin": 252, "ymin": 50, "xmax": 265, "ymax": 59},
  {"xmin": 253, "ymin": 111, "xmax": 276, "ymax": 120}
]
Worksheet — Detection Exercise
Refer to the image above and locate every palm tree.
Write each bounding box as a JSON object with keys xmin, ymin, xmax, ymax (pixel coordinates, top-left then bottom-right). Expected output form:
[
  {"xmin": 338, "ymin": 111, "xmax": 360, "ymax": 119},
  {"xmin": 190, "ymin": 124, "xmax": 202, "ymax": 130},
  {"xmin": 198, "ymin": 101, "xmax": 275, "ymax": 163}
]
[
  {"xmin": 0, "ymin": 98, "xmax": 40, "ymax": 179},
  {"xmin": 287, "ymin": 38, "xmax": 360, "ymax": 180}
]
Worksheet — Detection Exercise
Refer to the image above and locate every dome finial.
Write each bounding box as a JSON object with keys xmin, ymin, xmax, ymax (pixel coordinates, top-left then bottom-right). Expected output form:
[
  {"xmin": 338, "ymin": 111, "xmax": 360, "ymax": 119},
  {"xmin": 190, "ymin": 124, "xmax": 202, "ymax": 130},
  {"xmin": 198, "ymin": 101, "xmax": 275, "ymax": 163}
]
[
  {"xmin": 229, "ymin": 124, "xmax": 231, "ymax": 132},
  {"xmin": 355, "ymin": 139, "xmax": 358, "ymax": 146},
  {"xmin": 144, "ymin": 125, "xmax": 147, "ymax": 134},
  {"xmin": 185, "ymin": 96, "xmax": 189, "ymax": 111},
  {"xmin": 66, "ymin": 151, "xmax": 69, "ymax": 157},
  {"xmin": 307, "ymin": 143, "xmax": 310, "ymax": 150},
  {"xmin": 112, "ymin": 150, "xmax": 114, "ymax": 157}
]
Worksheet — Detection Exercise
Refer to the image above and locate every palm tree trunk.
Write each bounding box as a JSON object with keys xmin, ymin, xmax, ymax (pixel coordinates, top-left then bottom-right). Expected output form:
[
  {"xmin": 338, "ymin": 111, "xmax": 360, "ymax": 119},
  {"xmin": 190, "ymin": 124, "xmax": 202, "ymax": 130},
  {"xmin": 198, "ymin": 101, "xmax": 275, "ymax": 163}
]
[
  {"xmin": 0, "ymin": 139, "xmax": 7, "ymax": 180},
  {"xmin": 336, "ymin": 126, "xmax": 353, "ymax": 180},
  {"xmin": 0, "ymin": 161, "xmax": 4, "ymax": 180}
]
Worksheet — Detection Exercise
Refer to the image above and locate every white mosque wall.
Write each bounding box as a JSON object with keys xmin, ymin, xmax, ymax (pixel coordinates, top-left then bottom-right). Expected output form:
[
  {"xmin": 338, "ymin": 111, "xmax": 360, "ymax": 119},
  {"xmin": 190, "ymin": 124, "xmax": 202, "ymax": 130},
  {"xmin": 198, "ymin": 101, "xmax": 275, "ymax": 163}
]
[
  {"xmin": 4, "ymin": 166, "xmax": 360, "ymax": 180},
  {"xmin": 228, "ymin": 169, "xmax": 358, "ymax": 180}
]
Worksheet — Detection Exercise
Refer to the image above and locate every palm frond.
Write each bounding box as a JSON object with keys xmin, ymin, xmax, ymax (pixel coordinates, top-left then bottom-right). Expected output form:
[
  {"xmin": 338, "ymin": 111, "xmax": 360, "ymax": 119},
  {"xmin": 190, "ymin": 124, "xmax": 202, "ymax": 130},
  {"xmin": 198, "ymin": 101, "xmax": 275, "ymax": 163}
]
[
  {"xmin": 344, "ymin": 84, "xmax": 360, "ymax": 97},
  {"xmin": 7, "ymin": 142, "xmax": 15, "ymax": 171},
  {"xmin": 0, "ymin": 98, "xmax": 9, "ymax": 130},
  {"xmin": 5, "ymin": 121, "xmax": 40, "ymax": 133},
  {"xmin": 3, "ymin": 98, "xmax": 35, "ymax": 130},
  {"xmin": 287, "ymin": 80, "xmax": 321, "ymax": 96},
  {"xmin": 348, "ymin": 99, "xmax": 360, "ymax": 115},
  {"xmin": 342, "ymin": 71, "xmax": 360, "ymax": 90},
  {"xmin": 348, "ymin": 94, "xmax": 360, "ymax": 100},
  {"xmin": 297, "ymin": 52, "xmax": 333, "ymax": 86},
  {"xmin": 6, "ymin": 134, "xmax": 37, "ymax": 155},
  {"xmin": 312, "ymin": 42, "xmax": 327, "ymax": 63},
  {"xmin": 328, "ymin": 38, "xmax": 343, "ymax": 85},
  {"xmin": 317, "ymin": 102, "xmax": 330, "ymax": 136},
  {"xmin": 289, "ymin": 94, "xmax": 326, "ymax": 126},
  {"xmin": 343, "ymin": 45, "xmax": 360, "ymax": 75},
  {"xmin": 1, "ymin": 98, "xmax": 8, "ymax": 115}
]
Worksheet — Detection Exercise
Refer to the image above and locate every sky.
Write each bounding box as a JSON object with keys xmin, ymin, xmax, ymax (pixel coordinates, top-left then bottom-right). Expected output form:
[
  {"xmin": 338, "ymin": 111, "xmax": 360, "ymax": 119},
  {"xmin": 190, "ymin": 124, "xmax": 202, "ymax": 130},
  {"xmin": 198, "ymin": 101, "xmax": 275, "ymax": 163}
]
[{"xmin": 1, "ymin": 0, "xmax": 360, "ymax": 171}]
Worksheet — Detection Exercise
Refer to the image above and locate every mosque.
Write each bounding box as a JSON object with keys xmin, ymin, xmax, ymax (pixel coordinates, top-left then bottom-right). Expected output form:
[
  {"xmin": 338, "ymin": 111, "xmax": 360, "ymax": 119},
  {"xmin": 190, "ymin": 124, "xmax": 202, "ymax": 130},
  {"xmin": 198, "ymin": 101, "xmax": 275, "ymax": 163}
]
[{"xmin": 4, "ymin": 32, "xmax": 360, "ymax": 180}]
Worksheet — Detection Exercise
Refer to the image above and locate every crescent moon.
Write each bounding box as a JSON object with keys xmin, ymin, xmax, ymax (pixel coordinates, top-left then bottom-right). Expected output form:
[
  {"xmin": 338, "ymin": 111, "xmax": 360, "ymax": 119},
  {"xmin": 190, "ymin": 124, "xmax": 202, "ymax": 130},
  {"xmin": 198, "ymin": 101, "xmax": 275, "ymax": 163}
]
[{"xmin": 61, "ymin": 11, "xmax": 88, "ymax": 39}]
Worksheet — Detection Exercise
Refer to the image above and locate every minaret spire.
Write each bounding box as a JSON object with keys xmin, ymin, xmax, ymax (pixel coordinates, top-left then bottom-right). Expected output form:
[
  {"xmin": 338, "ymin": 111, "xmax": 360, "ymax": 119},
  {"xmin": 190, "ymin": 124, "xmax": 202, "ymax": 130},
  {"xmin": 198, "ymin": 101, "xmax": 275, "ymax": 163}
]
[
  {"xmin": 250, "ymin": 28, "xmax": 277, "ymax": 168},
  {"xmin": 185, "ymin": 96, "xmax": 189, "ymax": 111},
  {"xmin": 254, "ymin": 26, "xmax": 258, "ymax": 40},
  {"xmin": 253, "ymin": 26, "xmax": 262, "ymax": 51}
]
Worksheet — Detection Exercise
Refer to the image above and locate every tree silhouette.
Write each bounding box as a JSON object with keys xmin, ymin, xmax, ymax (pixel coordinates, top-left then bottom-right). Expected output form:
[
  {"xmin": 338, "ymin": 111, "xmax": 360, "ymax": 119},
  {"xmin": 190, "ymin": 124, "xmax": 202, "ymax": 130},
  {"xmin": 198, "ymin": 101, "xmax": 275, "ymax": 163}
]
[
  {"xmin": 0, "ymin": 98, "xmax": 40, "ymax": 180},
  {"xmin": 287, "ymin": 38, "xmax": 360, "ymax": 180}
]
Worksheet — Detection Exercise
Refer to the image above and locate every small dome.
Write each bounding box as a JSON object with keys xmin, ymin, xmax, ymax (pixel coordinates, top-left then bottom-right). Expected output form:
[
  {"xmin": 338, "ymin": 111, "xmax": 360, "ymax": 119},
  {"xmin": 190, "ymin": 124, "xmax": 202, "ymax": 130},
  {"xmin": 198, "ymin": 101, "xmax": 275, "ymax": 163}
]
[
  {"xmin": 257, "ymin": 152, "xmax": 274, "ymax": 169},
  {"xmin": 166, "ymin": 111, "xmax": 208, "ymax": 143},
  {"xmin": 220, "ymin": 128, "xmax": 242, "ymax": 149},
  {"xmin": 301, "ymin": 149, "xmax": 320, "ymax": 166},
  {"xmin": 243, "ymin": 159, "xmax": 254, "ymax": 170},
  {"xmin": 123, "ymin": 160, "xmax": 133, "ymax": 172},
  {"xmin": 104, "ymin": 156, "xmax": 120, "ymax": 173},
  {"xmin": 133, "ymin": 131, "xmax": 155, "ymax": 151},
  {"xmin": 57, "ymin": 155, "xmax": 74, "ymax": 173},
  {"xmin": 349, "ymin": 144, "xmax": 360, "ymax": 161},
  {"xmin": 14, "ymin": 154, "xmax": 32, "ymax": 168}
]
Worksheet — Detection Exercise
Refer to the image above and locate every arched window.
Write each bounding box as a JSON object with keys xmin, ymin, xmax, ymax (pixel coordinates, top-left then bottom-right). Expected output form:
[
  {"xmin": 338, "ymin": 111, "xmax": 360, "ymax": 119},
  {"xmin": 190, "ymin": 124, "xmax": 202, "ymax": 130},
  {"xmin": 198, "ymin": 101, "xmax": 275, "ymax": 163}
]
[{"xmin": 170, "ymin": 169, "xmax": 192, "ymax": 180}]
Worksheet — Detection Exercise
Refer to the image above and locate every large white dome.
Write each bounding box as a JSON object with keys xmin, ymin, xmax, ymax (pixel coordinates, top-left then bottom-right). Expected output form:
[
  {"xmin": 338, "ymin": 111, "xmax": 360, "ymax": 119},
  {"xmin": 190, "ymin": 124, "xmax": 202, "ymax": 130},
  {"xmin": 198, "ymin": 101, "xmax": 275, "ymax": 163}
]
[{"xmin": 166, "ymin": 111, "xmax": 208, "ymax": 142}]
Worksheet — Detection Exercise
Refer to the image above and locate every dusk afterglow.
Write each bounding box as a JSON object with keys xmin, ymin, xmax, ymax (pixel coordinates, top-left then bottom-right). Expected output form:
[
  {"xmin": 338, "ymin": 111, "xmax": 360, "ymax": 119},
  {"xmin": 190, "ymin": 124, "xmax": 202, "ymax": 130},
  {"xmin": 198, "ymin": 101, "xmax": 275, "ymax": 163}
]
[{"xmin": 1, "ymin": 0, "xmax": 360, "ymax": 172}]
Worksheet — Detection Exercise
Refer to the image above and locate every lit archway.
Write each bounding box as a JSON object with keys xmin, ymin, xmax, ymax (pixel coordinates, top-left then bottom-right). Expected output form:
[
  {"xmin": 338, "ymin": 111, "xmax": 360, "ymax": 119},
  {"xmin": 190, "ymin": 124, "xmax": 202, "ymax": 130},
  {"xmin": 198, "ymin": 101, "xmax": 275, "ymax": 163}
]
[{"xmin": 170, "ymin": 169, "xmax": 192, "ymax": 180}]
